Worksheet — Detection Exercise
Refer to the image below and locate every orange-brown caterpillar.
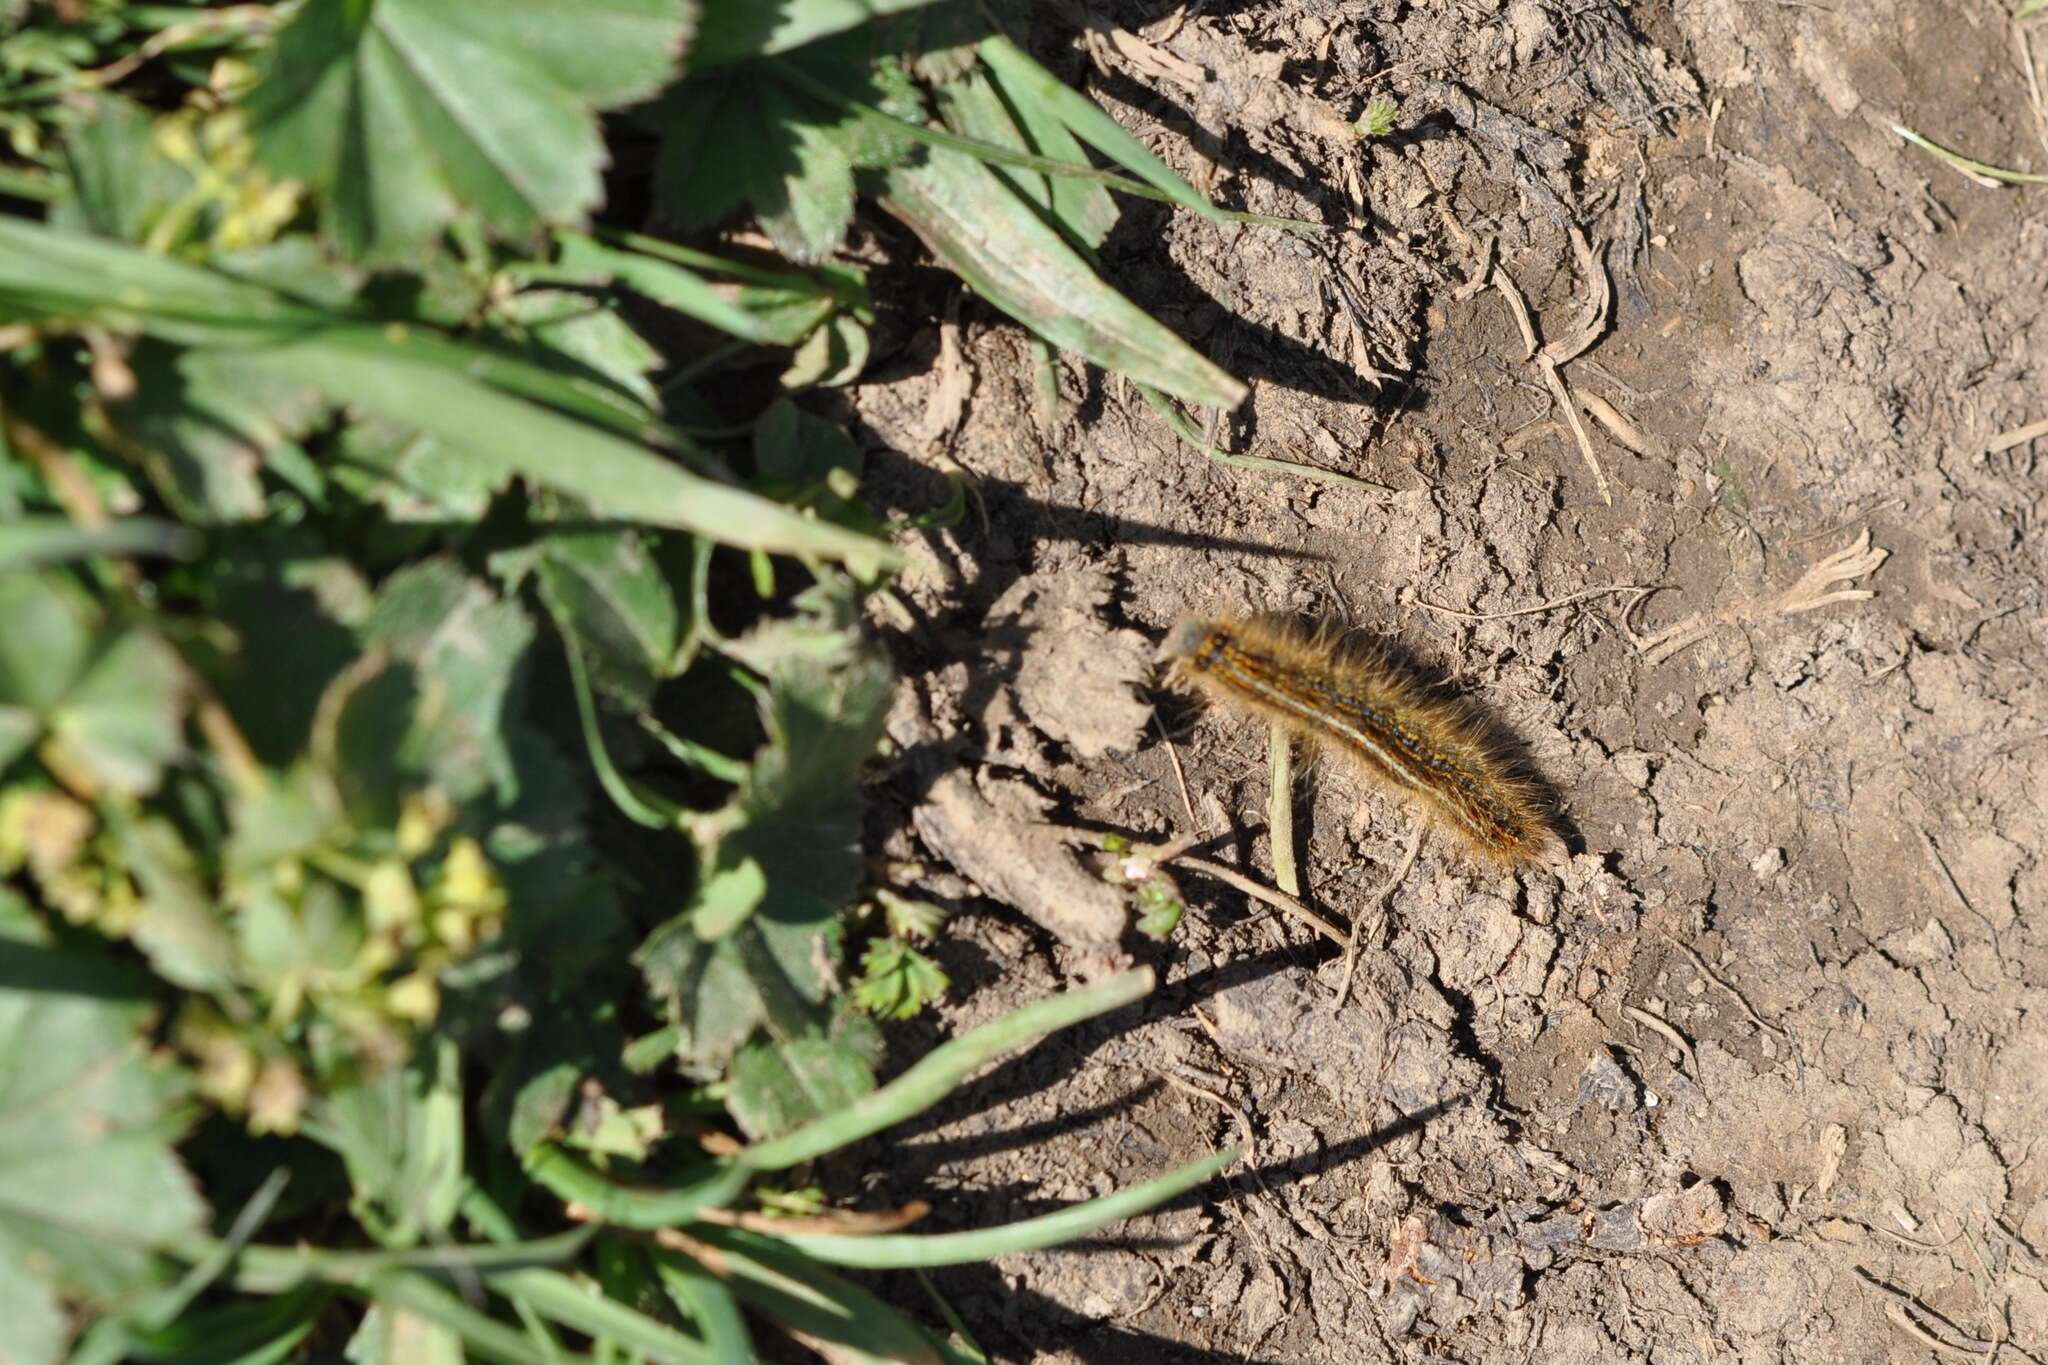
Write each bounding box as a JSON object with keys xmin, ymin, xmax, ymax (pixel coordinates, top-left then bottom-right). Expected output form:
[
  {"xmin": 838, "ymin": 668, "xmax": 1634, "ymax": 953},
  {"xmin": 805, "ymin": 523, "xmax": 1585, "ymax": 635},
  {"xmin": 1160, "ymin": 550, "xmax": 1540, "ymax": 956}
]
[{"xmin": 1164, "ymin": 616, "xmax": 1562, "ymax": 868}]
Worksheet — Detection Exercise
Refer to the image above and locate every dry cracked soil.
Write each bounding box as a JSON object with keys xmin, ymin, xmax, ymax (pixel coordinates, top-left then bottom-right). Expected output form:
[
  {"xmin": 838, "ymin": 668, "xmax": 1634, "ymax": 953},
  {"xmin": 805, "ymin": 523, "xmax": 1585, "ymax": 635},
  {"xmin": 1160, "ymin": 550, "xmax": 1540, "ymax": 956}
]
[{"xmin": 833, "ymin": 2, "xmax": 2048, "ymax": 1360}]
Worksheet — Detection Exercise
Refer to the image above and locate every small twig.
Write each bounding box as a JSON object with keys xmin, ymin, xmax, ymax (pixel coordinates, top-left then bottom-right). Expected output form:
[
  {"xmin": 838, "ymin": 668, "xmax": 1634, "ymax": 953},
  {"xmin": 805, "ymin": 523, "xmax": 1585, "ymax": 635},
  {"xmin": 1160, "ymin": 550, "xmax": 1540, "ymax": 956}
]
[
  {"xmin": 1773, "ymin": 529, "xmax": 1890, "ymax": 616},
  {"xmin": 1268, "ymin": 722, "xmax": 1300, "ymax": 897},
  {"xmin": 1858, "ymin": 1268, "xmax": 1997, "ymax": 1358},
  {"xmin": 1177, "ymin": 855, "xmax": 1350, "ymax": 947},
  {"xmin": 1337, "ymin": 822, "xmax": 1425, "ymax": 1009},
  {"xmin": 1622, "ymin": 1004, "xmax": 1702, "ymax": 1092},
  {"xmin": 1157, "ymin": 717, "xmax": 1201, "ymax": 831},
  {"xmin": 1417, "ymin": 582, "xmax": 1663, "ymax": 622},
  {"xmin": 1987, "ymin": 416, "xmax": 2048, "ymax": 454},
  {"xmin": 1579, "ymin": 390, "xmax": 1654, "ymax": 456},
  {"xmin": 1671, "ymin": 939, "xmax": 1787, "ymax": 1039},
  {"xmin": 1490, "ymin": 267, "xmax": 1540, "ymax": 359},
  {"xmin": 1541, "ymin": 354, "xmax": 1614, "ymax": 506}
]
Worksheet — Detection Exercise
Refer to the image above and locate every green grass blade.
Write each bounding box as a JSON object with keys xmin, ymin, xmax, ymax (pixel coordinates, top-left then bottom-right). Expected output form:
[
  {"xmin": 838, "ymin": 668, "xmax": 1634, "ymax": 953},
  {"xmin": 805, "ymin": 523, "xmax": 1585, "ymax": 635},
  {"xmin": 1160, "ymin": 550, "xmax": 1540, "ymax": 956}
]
[
  {"xmin": 0, "ymin": 217, "xmax": 325, "ymax": 342},
  {"xmin": 1136, "ymin": 382, "xmax": 1394, "ymax": 491},
  {"xmin": 1891, "ymin": 123, "xmax": 2048, "ymax": 184},
  {"xmin": 238, "ymin": 333, "xmax": 899, "ymax": 572},
  {"xmin": 524, "ymin": 1144, "xmax": 751, "ymax": 1229},
  {"xmin": 771, "ymin": 62, "xmax": 1319, "ymax": 233},
  {"xmin": 674, "ymin": 1235, "xmax": 944, "ymax": 1365},
  {"xmin": 978, "ymin": 35, "xmax": 1224, "ymax": 222},
  {"xmin": 227, "ymin": 1228, "xmax": 596, "ymax": 1293},
  {"xmin": 489, "ymin": 1269, "xmax": 717, "ymax": 1364},
  {"xmin": 0, "ymin": 516, "xmax": 200, "ymax": 571},
  {"xmin": 759, "ymin": 1147, "xmax": 1236, "ymax": 1268},
  {"xmin": 739, "ymin": 968, "xmax": 1155, "ymax": 1171},
  {"xmin": 551, "ymin": 231, "xmax": 842, "ymax": 347},
  {"xmin": 558, "ymin": 625, "xmax": 683, "ymax": 829},
  {"xmin": 881, "ymin": 152, "xmax": 1247, "ymax": 409},
  {"xmin": 650, "ymin": 1251, "xmax": 752, "ymax": 1365}
]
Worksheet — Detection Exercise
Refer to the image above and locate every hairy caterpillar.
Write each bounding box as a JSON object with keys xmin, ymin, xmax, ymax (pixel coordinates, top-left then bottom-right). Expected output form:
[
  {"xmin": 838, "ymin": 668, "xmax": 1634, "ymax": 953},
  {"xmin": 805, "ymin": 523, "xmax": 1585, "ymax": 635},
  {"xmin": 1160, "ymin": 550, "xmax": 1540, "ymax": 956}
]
[{"xmin": 1164, "ymin": 616, "xmax": 1563, "ymax": 868}]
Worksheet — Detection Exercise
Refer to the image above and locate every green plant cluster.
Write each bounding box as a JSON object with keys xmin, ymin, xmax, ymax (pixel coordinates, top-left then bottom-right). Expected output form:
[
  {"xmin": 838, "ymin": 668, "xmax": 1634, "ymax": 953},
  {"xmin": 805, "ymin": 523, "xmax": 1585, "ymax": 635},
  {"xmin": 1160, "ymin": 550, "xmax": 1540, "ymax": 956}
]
[{"xmin": 0, "ymin": 1, "xmax": 1257, "ymax": 1361}]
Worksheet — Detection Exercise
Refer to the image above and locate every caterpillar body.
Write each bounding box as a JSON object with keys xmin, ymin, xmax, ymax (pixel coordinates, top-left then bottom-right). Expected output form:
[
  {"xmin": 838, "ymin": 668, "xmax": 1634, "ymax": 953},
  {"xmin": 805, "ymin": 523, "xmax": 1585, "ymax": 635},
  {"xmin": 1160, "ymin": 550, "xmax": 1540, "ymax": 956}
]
[{"xmin": 1165, "ymin": 615, "xmax": 1563, "ymax": 868}]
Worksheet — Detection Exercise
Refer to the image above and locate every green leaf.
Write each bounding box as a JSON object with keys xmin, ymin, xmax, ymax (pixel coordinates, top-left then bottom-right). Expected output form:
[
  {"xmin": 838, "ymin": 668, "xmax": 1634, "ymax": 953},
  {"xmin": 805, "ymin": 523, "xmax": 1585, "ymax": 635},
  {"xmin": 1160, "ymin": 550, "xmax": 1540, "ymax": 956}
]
[
  {"xmin": 667, "ymin": 1232, "xmax": 942, "ymax": 1364},
  {"xmin": 653, "ymin": 40, "xmax": 920, "ymax": 262},
  {"xmin": 345, "ymin": 1301, "xmax": 462, "ymax": 1365},
  {"xmin": 727, "ymin": 1031, "xmax": 876, "ymax": 1141},
  {"xmin": 244, "ymin": 0, "xmax": 694, "ymax": 261},
  {"xmin": 506, "ymin": 288, "xmax": 662, "ymax": 411},
  {"xmin": 938, "ymin": 70, "xmax": 1116, "ymax": 249},
  {"xmin": 349, "ymin": 559, "xmax": 536, "ymax": 809},
  {"xmin": 752, "ymin": 398, "xmax": 861, "ymax": 488},
  {"xmin": 882, "ymin": 147, "xmax": 1247, "ymax": 409},
  {"xmin": 851, "ymin": 939, "xmax": 949, "ymax": 1020},
  {"xmin": 0, "ymin": 571, "xmax": 188, "ymax": 796},
  {"xmin": 712, "ymin": 648, "xmax": 891, "ymax": 926},
  {"xmin": 112, "ymin": 341, "xmax": 330, "ymax": 522},
  {"xmin": 0, "ymin": 946, "xmax": 205, "ymax": 1365},
  {"xmin": 52, "ymin": 95, "xmax": 196, "ymax": 245},
  {"xmin": 976, "ymin": 35, "xmax": 1226, "ymax": 224},
  {"xmin": 121, "ymin": 817, "xmax": 237, "ymax": 993},
  {"xmin": 534, "ymin": 526, "xmax": 681, "ymax": 708},
  {"xmin": 651, "ymin": 75, "xmax": 855, "ymax": 262},
  {"xmin": 552, "ymin": 230, "xmax": 843, "ymax": 348},
  {"xmin": 305, "ymin": 1040, "xmax": 464, "ymax": 1248},
  {"xmin": 689, "ymin": 0, "xmax": 945, "ymax": 66},
  {"xmin": 236, "ymin": 329, "xmax": 899, "ymax": 572}
]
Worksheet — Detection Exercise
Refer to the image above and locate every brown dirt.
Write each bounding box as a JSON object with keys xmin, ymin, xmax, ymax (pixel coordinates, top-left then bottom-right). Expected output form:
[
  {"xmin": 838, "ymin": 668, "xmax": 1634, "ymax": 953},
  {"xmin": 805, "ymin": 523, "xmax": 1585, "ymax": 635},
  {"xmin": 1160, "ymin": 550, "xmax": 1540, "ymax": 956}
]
[{"xmin": 847, "ymin": 2, "xmax": 2048, "ymax": 1361}]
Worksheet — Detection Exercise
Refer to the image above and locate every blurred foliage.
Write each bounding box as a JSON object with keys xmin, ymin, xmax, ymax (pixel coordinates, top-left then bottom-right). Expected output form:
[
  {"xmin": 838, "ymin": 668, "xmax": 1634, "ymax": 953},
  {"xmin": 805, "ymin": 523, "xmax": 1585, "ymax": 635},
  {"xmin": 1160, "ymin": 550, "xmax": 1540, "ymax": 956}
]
[{"xmin": 0, "ymin": 0, "xmax": 1253, "ymax": 1359}]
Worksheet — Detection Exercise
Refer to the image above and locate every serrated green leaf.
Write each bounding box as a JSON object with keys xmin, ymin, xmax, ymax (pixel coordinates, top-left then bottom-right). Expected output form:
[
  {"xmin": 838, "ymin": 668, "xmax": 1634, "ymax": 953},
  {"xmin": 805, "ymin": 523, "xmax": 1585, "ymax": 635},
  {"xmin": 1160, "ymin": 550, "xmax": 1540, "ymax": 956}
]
[
  {"xmin": 305, "ymin": 1040, "xmax": 464, "ymax": 1248},
  {"xmin": 0, "ymin": 952, "xmax": 205, "ymax": 1365},
  {"xmin": 852, "ymin": 939, "xmax": 948, "ymax": 1020},
  {"xmin": 728, "ymin": 1032, "xmax": 876, "ymax": 1141},
  {"xmin": 355, "ymin": 559, "xmax": 535, "ymax": 807},
  {"xmin": 534, "ymin": 526, "xmax": 680, "ymax": 708},
  {"xmin": 753, "ymin": 398, "xmax": 860, "ymax": 487},
  {"xmin": 47, "ymin": 628, "xmax": 188, "ymax": 796},
  {"xmin": 718, "ymin": 649, "xmax": 891, "ymax": 929},
  {"xmin": 0, "ymin": 571, "xmax": 94, "ymax": 715},
  {"xmin": 112, "ymin": 341, "xmax": 329, "ymax": 523},
  {"xmin": 52, "ymin": 94, "xmax": 195, "ymax": 244},
  {"xmin": 654, "ymin": 40, "xmax": 920, "ymax": 262},
  {"xmin": 122, "ymin": 817, "xmax": 237, "ymax": 993},
  {"xmin": 651, "ymin": 76, "xmax": 853, "ymax": 263},
  {"xmin": 245, "ymin": 0, "xmax": 694, "ymax": 261},
  {"xmin": 882, "ymin": 146, "xmax": 1247, "ymax": 408},
  {"xmin": 0, "ymin": 571, "xmax": 187, "ymax": 796}
]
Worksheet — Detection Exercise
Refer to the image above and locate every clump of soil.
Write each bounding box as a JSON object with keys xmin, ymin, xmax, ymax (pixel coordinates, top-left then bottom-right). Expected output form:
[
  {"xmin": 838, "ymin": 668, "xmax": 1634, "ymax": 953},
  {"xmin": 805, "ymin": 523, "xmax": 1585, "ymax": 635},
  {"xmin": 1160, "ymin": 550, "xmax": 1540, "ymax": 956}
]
[{"xmin": 852, "ymin": 2, "xmax": 2048, "ymax": 1360}]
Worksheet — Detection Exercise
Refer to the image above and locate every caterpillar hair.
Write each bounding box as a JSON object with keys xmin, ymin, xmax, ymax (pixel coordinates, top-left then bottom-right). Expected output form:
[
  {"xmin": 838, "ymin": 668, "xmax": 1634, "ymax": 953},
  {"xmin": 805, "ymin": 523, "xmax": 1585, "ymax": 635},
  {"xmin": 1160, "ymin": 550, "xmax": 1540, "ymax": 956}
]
[{"xmin": 1164, "ymin": 615, "xmax": 1563, "ymax": 868}]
